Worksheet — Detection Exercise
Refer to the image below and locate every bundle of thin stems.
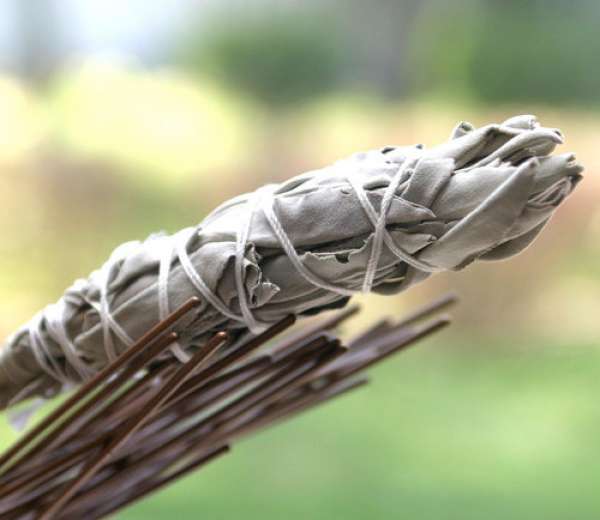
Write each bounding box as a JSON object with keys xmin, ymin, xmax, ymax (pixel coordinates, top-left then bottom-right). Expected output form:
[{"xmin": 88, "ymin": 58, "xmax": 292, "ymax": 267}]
[{"xmin": 0, "ymin": 294, "xmax": 454, "ymax": 519}]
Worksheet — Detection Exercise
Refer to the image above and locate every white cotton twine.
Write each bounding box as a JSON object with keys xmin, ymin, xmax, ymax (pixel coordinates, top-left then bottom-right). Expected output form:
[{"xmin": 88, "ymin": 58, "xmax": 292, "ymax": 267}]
[{"xmin": 26, "ymin": 150, "xmax": 455, "ymax": 389}]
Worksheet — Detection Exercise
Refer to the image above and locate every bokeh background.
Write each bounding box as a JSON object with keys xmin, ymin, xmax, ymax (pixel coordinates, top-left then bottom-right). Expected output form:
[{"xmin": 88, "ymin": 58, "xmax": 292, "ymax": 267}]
[{"xmin": 1, "ymin": 1, "xmax": 599, "ymax": 518}]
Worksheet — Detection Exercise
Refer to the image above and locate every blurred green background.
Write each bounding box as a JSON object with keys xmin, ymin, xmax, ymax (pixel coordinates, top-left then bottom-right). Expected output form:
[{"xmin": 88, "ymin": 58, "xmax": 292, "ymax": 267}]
[{"xmin": 1, "ymin": 0, "xmax": 599, "ymax": 518}]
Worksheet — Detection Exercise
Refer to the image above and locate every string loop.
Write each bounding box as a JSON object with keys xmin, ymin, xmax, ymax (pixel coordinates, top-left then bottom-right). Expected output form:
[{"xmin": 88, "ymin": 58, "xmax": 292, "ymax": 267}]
[{"xmin": 26, "ymin": 152, "xmax": 444, "ymax": 386}]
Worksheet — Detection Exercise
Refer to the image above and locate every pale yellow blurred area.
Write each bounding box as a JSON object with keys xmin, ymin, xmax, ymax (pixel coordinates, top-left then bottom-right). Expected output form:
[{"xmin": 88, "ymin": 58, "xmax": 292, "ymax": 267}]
[
  {"xmin": 49, "ymin": 58, "xmax": 262, "ymax": 188},
  {"xmin": 0, "ymin": 77, "xmax": 47, "ymax": 162}
]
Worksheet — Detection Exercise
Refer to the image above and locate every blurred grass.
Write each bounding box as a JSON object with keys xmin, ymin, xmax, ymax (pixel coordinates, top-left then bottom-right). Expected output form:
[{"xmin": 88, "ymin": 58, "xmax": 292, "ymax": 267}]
[{"xmin": 106, "ymin": 335, "xmax": 600, "ymax": 520}]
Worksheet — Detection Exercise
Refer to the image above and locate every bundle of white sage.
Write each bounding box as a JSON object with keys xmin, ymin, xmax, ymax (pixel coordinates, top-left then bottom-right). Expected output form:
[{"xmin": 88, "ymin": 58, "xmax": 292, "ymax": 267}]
[{"xmin": 0, "ymin": 115, "xmax": 583, "ymax": 409}]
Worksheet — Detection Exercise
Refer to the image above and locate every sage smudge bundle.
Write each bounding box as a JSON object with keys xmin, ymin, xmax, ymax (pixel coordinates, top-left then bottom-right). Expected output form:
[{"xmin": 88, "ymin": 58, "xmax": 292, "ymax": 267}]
[{"xmin": 0, "ymin": 115, "xmax": 583, "ymax": 408}]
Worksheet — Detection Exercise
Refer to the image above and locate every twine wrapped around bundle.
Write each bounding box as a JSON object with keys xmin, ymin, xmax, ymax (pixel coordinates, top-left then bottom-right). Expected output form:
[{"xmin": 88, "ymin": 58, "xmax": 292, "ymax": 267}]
[{"xmin": 0, "ymin": 114, "xmax": 583, "ymax": 408}]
